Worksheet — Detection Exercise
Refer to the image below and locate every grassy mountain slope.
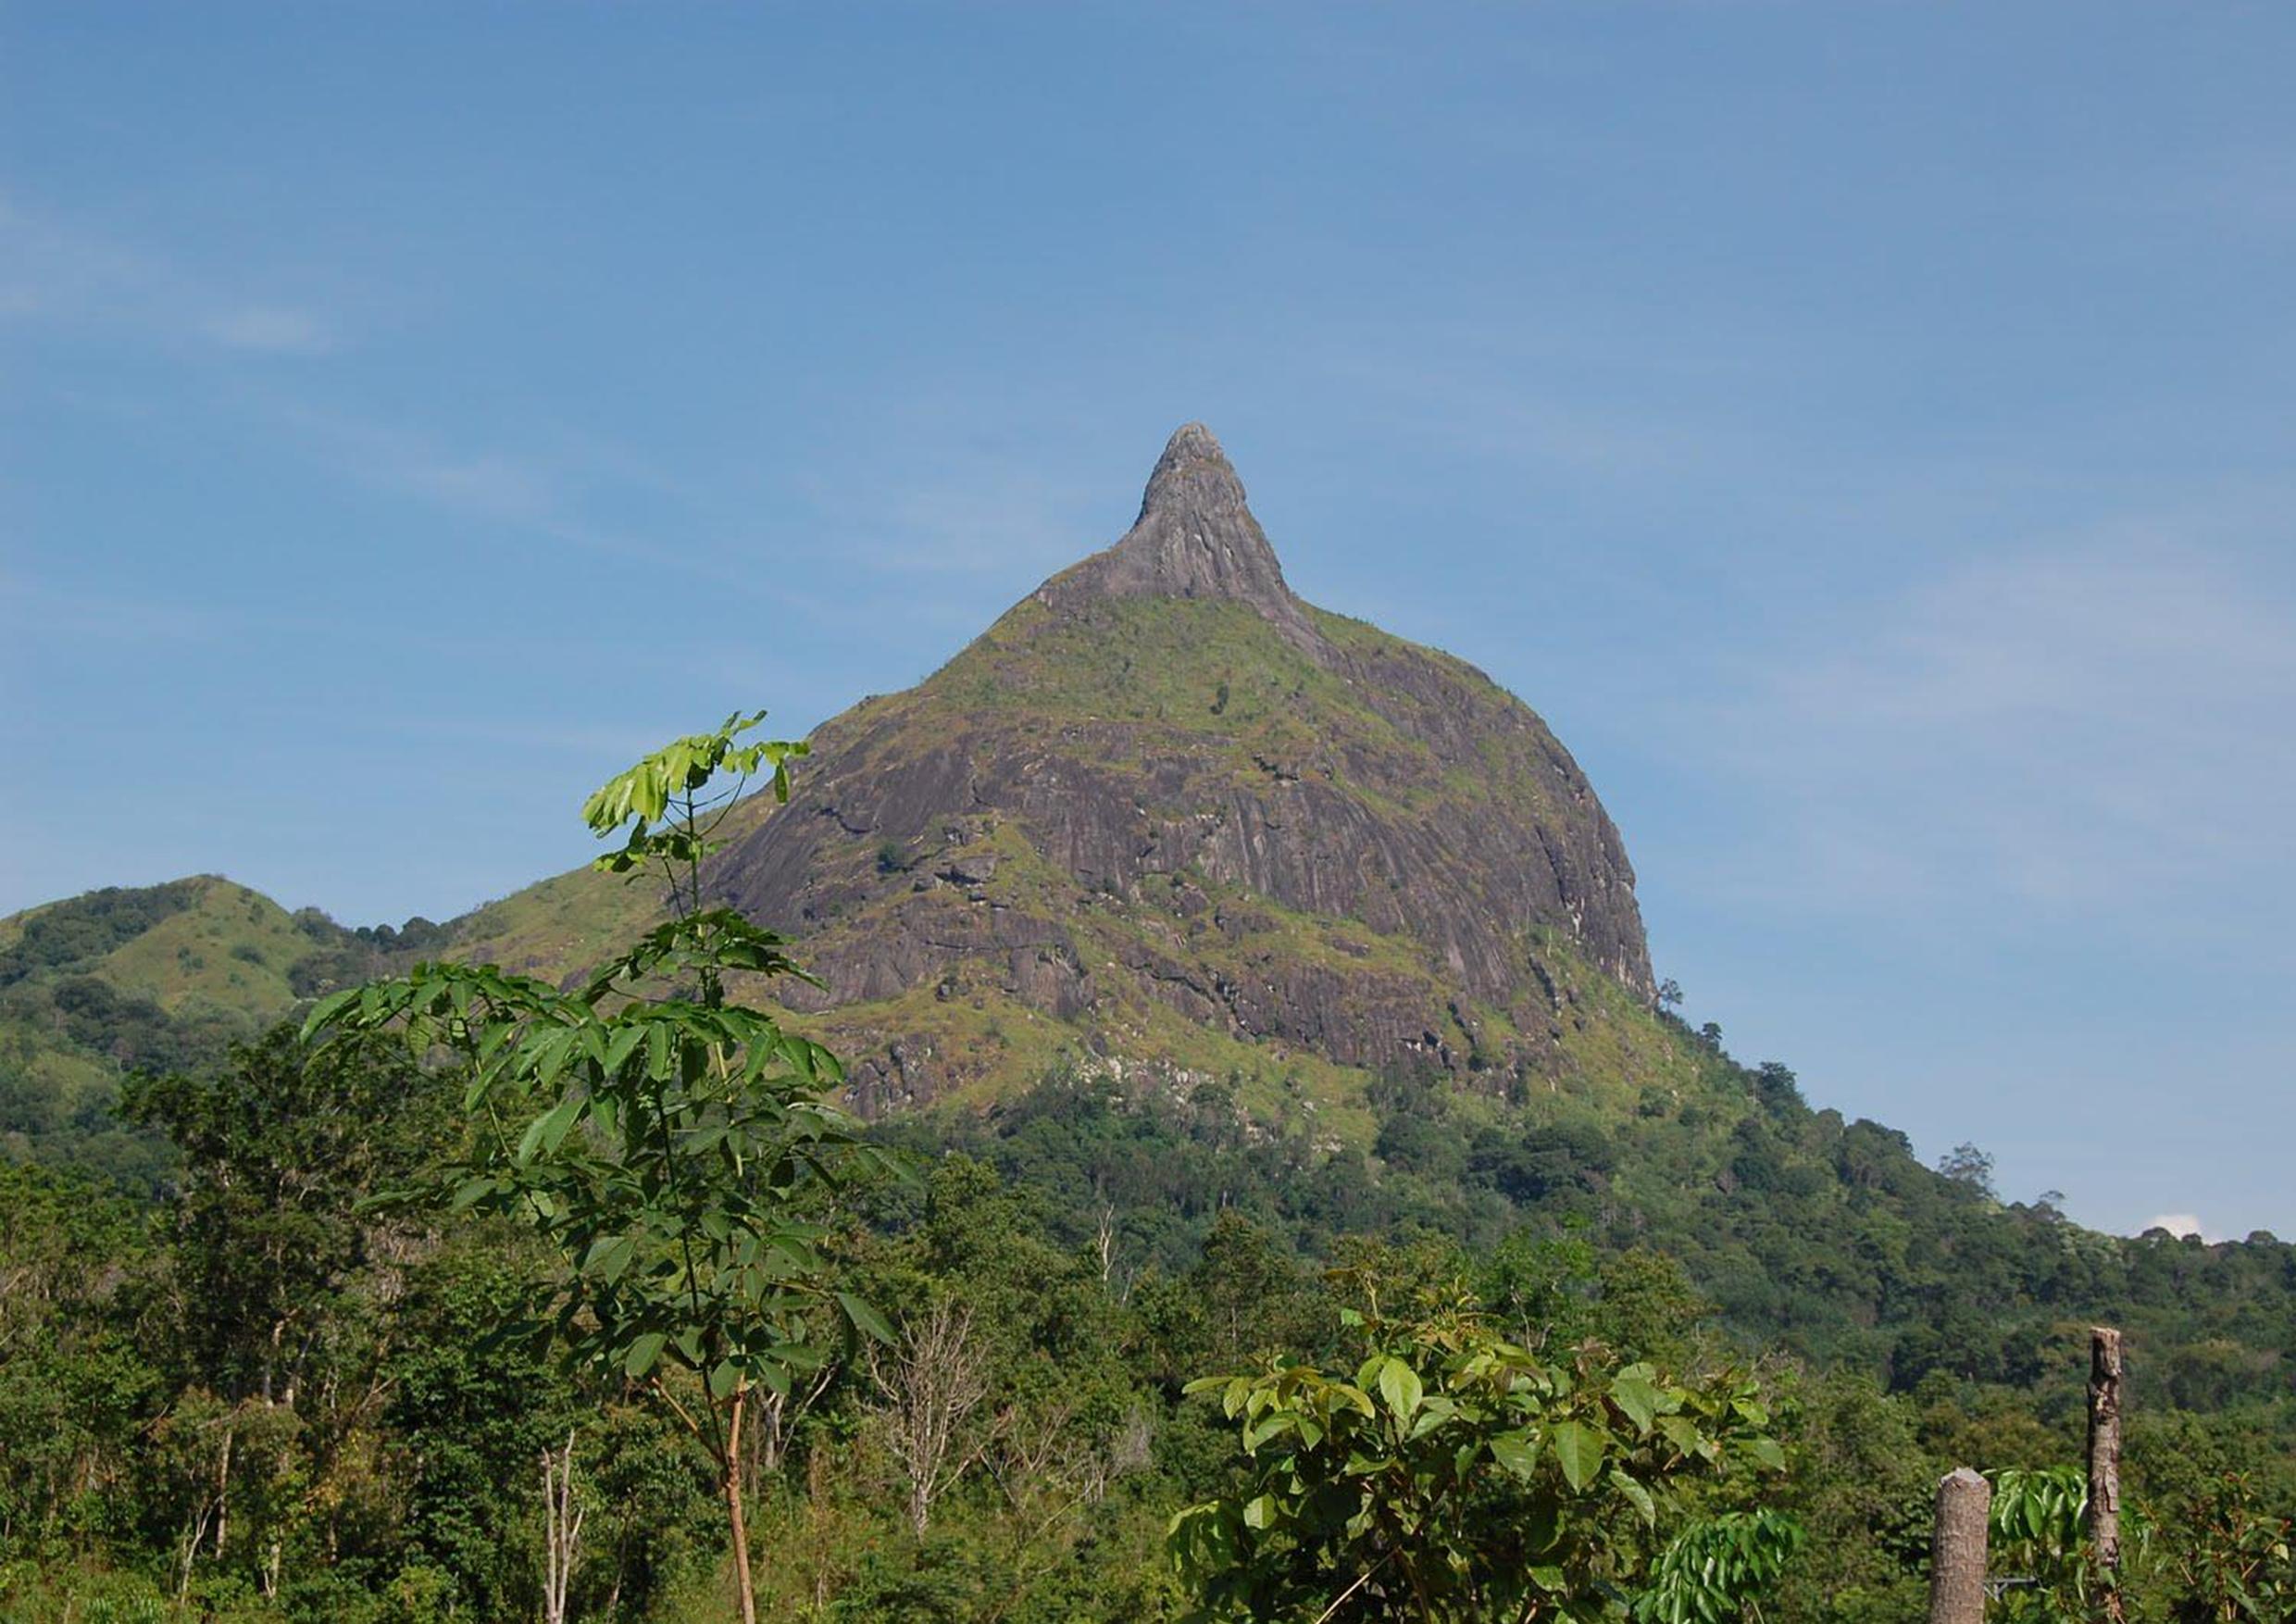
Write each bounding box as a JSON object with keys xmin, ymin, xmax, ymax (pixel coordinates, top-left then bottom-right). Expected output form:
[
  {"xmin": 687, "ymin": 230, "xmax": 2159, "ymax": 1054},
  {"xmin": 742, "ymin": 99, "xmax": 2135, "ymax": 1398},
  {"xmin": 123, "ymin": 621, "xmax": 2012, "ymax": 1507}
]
[{"xmin": 0, "ymin": 878, "xmax": 431, "ymax": 1185}]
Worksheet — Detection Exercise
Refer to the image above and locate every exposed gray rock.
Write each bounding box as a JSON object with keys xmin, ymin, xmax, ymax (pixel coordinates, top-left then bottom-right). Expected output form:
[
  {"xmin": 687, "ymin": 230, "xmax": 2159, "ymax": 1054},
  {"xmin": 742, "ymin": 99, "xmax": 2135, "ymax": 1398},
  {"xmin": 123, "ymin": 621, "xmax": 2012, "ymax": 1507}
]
[
  {"xmin": 941, "ymin": 854, "xmax": 999, "ymax": 886},
  {"xmin": 1036, "ymin": 423, "xmax": 1327, "ymax": 656},
  {"xmin": 702, "ymin": 424, "xmax": 1653, "ymax": 1106}
]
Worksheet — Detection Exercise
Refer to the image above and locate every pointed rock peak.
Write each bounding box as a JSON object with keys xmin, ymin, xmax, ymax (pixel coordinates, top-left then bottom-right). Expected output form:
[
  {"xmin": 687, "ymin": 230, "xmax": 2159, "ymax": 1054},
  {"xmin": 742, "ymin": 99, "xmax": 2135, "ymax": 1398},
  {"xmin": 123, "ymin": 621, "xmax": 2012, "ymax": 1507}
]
[
  {"xmin": 1137, "ymin": 421, "xmax": 1249, "ymax": 525},
  {"xmin": 1038, "ymin": 422, "xmax": 1325, "ymax": 655}
]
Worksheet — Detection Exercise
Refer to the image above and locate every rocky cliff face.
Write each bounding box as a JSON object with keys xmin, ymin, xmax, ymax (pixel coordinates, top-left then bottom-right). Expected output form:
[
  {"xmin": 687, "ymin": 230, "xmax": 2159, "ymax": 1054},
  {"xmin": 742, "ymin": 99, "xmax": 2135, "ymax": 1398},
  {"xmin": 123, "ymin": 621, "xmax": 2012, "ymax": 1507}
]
[{"xmin": 679, "ymin": 424, "xmax": 1654, "ymax": 1110}]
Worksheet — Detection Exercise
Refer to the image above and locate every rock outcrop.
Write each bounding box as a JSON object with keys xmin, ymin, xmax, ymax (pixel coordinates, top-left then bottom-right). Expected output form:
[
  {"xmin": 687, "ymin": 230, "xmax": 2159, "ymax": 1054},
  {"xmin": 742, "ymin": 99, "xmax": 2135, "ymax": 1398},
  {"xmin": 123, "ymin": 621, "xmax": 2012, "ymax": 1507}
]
[
  {"xmin": 448, "ymin": 424, "xmax": 1654, "ymax": 1110},
  {"xmin": 1035, "ymin": 422, "xmax": 1326, "ymax": 655},
  {"xmin": 669, "ymin": 423, "xmax": 1656, "ymax": 1108}
]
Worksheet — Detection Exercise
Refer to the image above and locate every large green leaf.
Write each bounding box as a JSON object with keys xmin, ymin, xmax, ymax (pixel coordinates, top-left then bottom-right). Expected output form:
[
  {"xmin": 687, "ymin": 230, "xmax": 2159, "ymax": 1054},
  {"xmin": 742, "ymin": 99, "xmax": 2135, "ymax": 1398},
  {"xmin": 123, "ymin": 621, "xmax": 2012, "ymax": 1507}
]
[
  {"xmin": 838, "ymin": 1291, "xmax": 894, "ymax": 1343},
  {"xmin": 1377, "ymin": 1355, "xmax": 1424, "ymax": 1419},
  {"xmin": 1491, "ymin": 1430, "xmax": 1541, "ymax": 1481},
  {"xmin": 516, "ymin": 1089, "xmax": 587, "ymax": 1164},
  {"xmin": 1610, "ymin": 1369, "xmax": 1662, "ymax": 1434},
  {"xmin": 581, "ymin": 1233, "xmax": 635, "ymax": 1281},
  {"xmin": 1609, "ymin": 1465, "xmax": 1656, "ymax": 1528},
  {"xmin": 1656, "ymin": 1414, "xmax": 1706, "ymax": 1457},
  {"xmin": 1550, "ymin": 1419, "xmax": 1605, "ymax": 1493},
  {"xmin": 622, "ymin": 1330, "xmax": 668, "ymax": 1378}
]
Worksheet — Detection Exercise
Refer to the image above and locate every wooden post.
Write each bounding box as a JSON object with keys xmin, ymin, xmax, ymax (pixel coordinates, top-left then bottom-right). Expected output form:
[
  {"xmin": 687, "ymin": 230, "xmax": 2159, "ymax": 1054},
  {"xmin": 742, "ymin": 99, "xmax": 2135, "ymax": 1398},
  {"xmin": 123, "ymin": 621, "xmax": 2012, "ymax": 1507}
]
[
  {"xmin": 1928, "ymin": 1467, "xmax": 1990, "ymax": 1624},
  {"xmin": 2089, "ymin": 1326, "xmax": 2126, "ymax": 1623}
]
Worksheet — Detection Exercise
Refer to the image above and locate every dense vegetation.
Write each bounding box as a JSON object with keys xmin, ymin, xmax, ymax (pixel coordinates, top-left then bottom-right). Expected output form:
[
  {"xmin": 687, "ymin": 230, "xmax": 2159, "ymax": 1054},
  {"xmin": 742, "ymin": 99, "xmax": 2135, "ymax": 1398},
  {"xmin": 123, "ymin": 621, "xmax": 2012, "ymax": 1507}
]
[
  {"xmin": 899, "ymin": 1040, "xmax": 2296, "ymax": 1426},
  {"xmin": 6, "ymin": 1054, "xmax": 2291, "ymax": 1622},
  {"xmin": 4, "ymin": 718, "xmax": 2291, "ymax": 1622},
  {"xmin": 6, "ymin": 994, "xmax": 2296, "ymax": 1621}
]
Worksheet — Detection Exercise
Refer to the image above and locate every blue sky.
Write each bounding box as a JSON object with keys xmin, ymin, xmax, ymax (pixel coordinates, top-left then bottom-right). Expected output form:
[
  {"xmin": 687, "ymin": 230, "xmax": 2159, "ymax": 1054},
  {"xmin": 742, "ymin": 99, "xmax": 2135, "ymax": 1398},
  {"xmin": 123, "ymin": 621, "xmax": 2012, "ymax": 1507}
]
[{"xmin": 6, "ymin": 3, "xmax": 2291, "ymax": 1240}]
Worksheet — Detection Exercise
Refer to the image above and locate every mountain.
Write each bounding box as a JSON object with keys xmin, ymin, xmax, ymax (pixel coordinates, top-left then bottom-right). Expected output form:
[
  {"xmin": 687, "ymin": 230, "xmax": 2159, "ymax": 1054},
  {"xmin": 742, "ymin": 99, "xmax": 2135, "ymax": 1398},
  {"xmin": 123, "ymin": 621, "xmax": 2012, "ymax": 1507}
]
[
  {"xmin": 468, "ymin": 423, "xmax": 1657, "ymax": 1115},
  {"xmin": 6, "ymin": 425, "xmax": 2293, "ymax": 1413},
  {"xmin": 3, "ymin": 421, "xmax": 1673, "ymax": 1162},
  {"xmin": 382, "ymin": 430, "xmax": 2296, "ymax": 1404}
]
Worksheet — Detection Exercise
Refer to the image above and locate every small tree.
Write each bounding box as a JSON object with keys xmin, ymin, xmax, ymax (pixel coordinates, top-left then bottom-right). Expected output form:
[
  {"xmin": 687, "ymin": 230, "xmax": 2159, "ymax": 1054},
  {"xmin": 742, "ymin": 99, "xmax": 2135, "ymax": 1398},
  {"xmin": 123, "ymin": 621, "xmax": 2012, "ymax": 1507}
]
[
  {"xmin": 125, "ymin": 1026, "xmax": 442, "ymax": 1599},
  {"xmin": 1168, "ymin": 1272, "xmax": 1786, "ymax": 1622},
  {"xmin": 1936, "ymin": 1143, "xmax": 1997, "ymax": 1196},
  {"xmin": 541, "ymin": 1430, "xmax": 584, "ymax": 1624},
  {"xmin": 307, "ymin": 712, "xmax": 901, "ymax": 1624}
]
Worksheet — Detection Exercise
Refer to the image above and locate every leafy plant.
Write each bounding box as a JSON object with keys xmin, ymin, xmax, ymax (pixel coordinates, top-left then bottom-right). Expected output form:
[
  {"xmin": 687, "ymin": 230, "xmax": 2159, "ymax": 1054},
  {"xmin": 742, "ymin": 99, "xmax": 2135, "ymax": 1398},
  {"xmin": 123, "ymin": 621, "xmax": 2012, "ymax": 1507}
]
[
  {"xmin": 1167, "ymin": 1269, "xmax": 1785, "ymax": 1621},
  {"xmin": 1986, "ymin": 1466, "xmax": 2090, "ymax": 1623},
  {"xmin": 306, "ymin": 711, "xmax": 902, "ymax": 1624},
  {"xmin": 2166, "ymin": 1472, "xmax": 2295, "ymax": 1623},
  {"xmin": 1632, "ymin": 1509, "xmax": 1803, "ymax": 1624}
]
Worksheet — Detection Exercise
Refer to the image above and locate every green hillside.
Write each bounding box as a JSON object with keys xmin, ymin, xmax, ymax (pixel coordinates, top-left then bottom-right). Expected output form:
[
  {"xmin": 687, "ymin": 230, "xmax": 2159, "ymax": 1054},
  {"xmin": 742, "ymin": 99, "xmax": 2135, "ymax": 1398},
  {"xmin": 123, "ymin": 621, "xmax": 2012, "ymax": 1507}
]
[{"xmin": 0, "ymin": 878, "xmax": 438, "ymax": 1186}]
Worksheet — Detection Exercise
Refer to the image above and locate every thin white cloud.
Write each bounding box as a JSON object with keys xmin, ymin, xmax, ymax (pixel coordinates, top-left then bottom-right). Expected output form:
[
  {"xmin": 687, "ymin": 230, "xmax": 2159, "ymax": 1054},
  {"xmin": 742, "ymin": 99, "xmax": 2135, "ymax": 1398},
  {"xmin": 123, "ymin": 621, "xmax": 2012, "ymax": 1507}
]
[
  {"xmin": 0, "ymin": 570, "xmax": 240, "ymax": 645},
  {"xmin": 2140, "ymin": 1214, "xmax": 2215, "ymax": 1242},
  {"xmin": 265, "ymin": 398, "xmax": 589, "ymax": 529},
  {"xmin": 796, "ymin": 455, "xmax": 1099, "ymax": 581},
  {"xmin": 202, "ymin": 306, "xmax": 334, "ymax": 356},
  {"xmin": 0, "ymin": 194, "xmax": 336, "ymax": 357},
  {"xmin": 1689, "ymin": 534, "xmax": 2296, "ymax": 920},
  {"xmin": 2132, "ymin": 144, "xmax": 2296, "ymax": 239},
  {"xmin": 248, "ymin": 395, "xmax": 848, "ymax": 624}
]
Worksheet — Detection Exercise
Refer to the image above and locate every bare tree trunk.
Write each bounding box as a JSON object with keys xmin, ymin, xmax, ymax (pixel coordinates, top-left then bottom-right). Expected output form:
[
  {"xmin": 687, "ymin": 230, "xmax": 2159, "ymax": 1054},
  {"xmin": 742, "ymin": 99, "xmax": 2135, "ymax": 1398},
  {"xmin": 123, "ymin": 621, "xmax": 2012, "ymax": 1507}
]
[
  {"xmin": 726, "ymin": 1389, "xmax": 758, "ymax": 1624},
  {"xmin": 543, "ymin": 1430, "xmax": 584, "ymax": 1624},
  {"xmin": 749, "ymin": 1362, "xmax": 835, "ymax": 1480},
  {"xmin": 1927, "ymin": 1467, "xmax": 1990, "ymax": 1624},
  {"xmin": 212, "ymin": 1422, "xmax": 234, "ymax": 1562},
  {"xmin": 178, "ymin": 1500, "xmax": 215, "ymax": 1602},
  {"xmin": 2088, "ymin": 1326, "xmax": 2126, "ymax": 1624}
]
